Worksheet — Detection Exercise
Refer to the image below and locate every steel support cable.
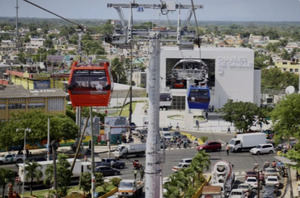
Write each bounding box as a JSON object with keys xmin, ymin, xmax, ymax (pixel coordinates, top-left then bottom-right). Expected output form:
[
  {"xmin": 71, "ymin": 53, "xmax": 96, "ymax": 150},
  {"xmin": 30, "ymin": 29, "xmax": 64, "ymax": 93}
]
[
  {"xmin": 23, "ymin": 0, "xmax": 86, "ymax": 31},
  {"xmin": 190, "ymin": 0, "xmax": 202, "ymax": 58}
]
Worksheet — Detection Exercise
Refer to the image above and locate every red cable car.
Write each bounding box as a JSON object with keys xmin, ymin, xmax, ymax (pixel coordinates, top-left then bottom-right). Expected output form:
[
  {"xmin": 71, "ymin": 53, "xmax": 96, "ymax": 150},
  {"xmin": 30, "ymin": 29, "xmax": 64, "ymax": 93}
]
[{"xmin": 68, "ymin": 61, "xmax": 112, "ymax": 107}]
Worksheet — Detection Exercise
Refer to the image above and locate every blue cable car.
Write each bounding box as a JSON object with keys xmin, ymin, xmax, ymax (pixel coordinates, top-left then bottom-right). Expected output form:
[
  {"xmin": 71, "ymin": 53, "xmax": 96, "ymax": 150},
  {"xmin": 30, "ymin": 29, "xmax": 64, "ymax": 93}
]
[{"xmin": 187, "ymin": 86, "xmax": 210, "ymax": 109}]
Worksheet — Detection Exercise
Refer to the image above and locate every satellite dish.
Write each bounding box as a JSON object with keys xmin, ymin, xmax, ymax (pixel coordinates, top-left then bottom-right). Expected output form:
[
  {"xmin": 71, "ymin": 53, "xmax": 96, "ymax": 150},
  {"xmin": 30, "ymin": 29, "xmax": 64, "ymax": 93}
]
[{"xmin": 285, "ymin": 86, "xmax": 295, "ymax": 95}]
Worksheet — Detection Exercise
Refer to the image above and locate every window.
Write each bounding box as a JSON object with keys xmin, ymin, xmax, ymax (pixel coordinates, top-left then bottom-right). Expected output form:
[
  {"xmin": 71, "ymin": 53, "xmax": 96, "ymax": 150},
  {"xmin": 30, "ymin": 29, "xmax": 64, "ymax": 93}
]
[
  {"xmin": 28, "ymin": 103, "xmax": 45, "ymax": 109},
  {"xmin": 296, "ymin": 69, "xmax": 299, "ymax": 72},
  {"xmin": 283, "ymin": 68, "xmax": 286, "ymax": 71},
  {"xmin": 0, "ymin": 104, "xmax": 5, "ymax": 110},
  {"xmin": 290, "ymin": 69, "xmax": 293, "ymax": 72},
  {"xmin": 8, "ymin": 103, "xmax": 26, "ymax": 109},
  {"xmin": 71, "ymin": 69, "xmax": 107, "ymax": 89}
]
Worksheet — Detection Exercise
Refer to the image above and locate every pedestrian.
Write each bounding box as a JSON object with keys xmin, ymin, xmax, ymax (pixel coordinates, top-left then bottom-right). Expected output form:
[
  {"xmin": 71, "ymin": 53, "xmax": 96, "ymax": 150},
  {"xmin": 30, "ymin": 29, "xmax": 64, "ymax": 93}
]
[
  {"xmin": 227, "ymin": 127, "xmax": 231, "ymax": 133},
  {"xmin": 134, "ymin": 169, "xmax": 138, "ymax": 180},
  {"xmin": 226, "ymin": 143, "xmax": 229, "ymax": 156},
  {"xmin": 196, "ymin": 120, "xmax": 199, "ymax": 130},
  {"xmin": 140, "ymin": 165, "xmax": 144, "ymax": 180},
  {"xmin": 205, "ymin": 111, "xmax": 208, "ymax": 119}
]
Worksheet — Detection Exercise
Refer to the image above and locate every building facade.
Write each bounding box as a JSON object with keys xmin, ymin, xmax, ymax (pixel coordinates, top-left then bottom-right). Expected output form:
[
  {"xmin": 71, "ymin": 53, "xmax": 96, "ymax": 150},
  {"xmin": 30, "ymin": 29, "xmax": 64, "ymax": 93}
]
[
  {"xmin": 160, "ymin": 47, "xmax": 260, "ymax": 109},
  {"xmin": 0, "ymin": 85, "xmax": 66, "ymax": 121}
]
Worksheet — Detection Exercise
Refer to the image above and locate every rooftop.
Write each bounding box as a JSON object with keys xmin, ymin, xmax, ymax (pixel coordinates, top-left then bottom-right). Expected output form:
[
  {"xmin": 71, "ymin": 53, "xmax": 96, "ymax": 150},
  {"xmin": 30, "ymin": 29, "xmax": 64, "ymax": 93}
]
[{"xmin": 0, "ymin": 85, "xmax": 66, "ymax": 99}]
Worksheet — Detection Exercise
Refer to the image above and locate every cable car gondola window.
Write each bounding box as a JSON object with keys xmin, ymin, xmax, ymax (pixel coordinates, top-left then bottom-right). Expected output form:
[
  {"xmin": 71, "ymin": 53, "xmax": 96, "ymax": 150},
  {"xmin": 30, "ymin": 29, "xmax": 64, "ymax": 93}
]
[{"xmin": 71, "ymin": 70, "xmax": 107, "ymax": 90}]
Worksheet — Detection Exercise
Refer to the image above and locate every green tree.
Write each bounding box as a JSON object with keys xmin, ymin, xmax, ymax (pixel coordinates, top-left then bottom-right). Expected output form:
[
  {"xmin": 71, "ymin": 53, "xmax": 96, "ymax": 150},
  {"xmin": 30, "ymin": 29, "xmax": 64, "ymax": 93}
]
[
  {"xmin": 44, "ymin": 154, "xmax": 72, "ymax": 196},
  {"xmin": 25, "ymin": 161, "xmax": 43, "ymax": 195},
  {"xmin": 0, "ymin": 111, "xmax": 78, "ymax": 150},
  {"xmin": 221, "ymin": 101, "xmax": 267, "ymax": 132},
  {"xmin": 111, "ymin": 58, "xmax": 127, "ymax": 83},
  {"xmin": 164, "ymin": 151, "xmax": 209, "ymax": 198},
  {"xmin": 0, "ymin": 168, "xmax": 16, "ymax": 198},
  {"xmin": 261, "ymin": 68, "xmax": 298, "ymax": 91},
  {"xmin": 271, "ymin": 94, "xmax": 300, "ymax": 143},
  {"xmin": 80, "ymin": 172, "xmax": 104, "ymax": 196},
  {"xmin": 271, "ymin": 94, "xmax": 300, "ymax": 170}
]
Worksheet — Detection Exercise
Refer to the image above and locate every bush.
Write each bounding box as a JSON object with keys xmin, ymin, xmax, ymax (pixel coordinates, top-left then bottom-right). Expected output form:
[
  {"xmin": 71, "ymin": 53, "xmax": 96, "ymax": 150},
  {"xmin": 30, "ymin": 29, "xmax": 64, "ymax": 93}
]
[
  {"xmin": 200, "ymin": 136, "xmax": 208, "ymax": 143},
  {"xmin": 111, "ymin": 177, "xmax": 121, "ymax": 187}
]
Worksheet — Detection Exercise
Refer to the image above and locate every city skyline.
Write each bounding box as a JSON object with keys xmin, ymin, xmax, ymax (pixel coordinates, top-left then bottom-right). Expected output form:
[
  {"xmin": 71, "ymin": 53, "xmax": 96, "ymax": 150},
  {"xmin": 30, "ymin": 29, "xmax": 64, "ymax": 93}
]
[{"xmin": 0, "ymin": 0, "xmax": 300, "ymax": 22}]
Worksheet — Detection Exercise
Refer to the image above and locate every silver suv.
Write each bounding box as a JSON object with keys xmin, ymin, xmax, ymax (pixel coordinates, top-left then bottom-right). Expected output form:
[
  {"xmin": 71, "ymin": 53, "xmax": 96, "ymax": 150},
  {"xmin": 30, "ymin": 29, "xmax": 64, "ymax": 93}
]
[{"xmin": 250, "ymin": 144, "xmax": 275, "ymax": 155}]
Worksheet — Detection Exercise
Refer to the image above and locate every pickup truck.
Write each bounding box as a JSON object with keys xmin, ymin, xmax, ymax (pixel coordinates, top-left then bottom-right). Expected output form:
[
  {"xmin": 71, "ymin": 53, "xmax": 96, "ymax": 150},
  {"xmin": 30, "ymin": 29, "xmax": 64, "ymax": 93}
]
[
  {"xmin": 95, "ymin": 158, "xmax": 125, "ymax": 169},
  {"xmin": 117, "ymin": 179, "xmax": 144, "ymax": 198},
  {"xmin": 0, "ymin": 154, "xmax": 23, "ymax": 164}
]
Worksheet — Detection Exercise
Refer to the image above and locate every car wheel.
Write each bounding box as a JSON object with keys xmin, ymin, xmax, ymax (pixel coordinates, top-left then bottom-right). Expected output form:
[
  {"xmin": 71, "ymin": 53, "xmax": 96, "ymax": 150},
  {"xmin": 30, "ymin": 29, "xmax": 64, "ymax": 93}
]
[
  {"xmin": 16, "ymin": 159, "xmax": 23, "ymax": 163},
  {"xmin": 269, "ymin": 150, "xmax": 273, "ymax": 154},
  {"xmin": 120, "ymin": 165, "xmax": 124, "ymax": 169},
  {"xmin": 257, "ymin": 151, "xmax": 260, "ymax": 155}
]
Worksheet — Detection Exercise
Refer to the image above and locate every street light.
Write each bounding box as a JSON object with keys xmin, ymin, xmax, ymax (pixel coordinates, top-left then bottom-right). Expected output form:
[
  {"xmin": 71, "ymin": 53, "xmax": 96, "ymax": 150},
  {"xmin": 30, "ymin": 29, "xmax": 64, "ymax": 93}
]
[{"xmin": 16, "ymin": 127, "xmax": 31, "ymax": 198}]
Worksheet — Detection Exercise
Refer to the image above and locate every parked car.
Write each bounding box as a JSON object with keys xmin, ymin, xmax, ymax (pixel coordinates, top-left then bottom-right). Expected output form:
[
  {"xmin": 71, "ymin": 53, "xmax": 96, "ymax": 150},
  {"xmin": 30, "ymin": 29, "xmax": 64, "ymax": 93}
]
[
  {"xmin": 0, "ymin": 153, "xmax": 23, "ymax": 164},
  {"xmin": 250, "ymin": 144, "xmax": 275, "ymax": 155},
  {"xmin": 172, "ymin": 162, "xmax": 190, "ymax": 172},
  {"xmin": 197, "ymin": 141, "xmax": 222, "ymax": 152},
  {"xmin": 264, "ymin": 167, "xmax": 280, "ymax": 178},
  {"xmin": 161, "ymin": 131, "xmax": 173, "ymax": 141},
  {"xmin": 237, "ymin": 183, "xmax": 251, "ymax": 196},
  {"xmin": 265, "ymin": 176, "xmax": 279, "ymax": 186},
  {"xmin": 245, "ymin": 170, "xmax": 264, "ymax": 181},
  {"xmin": 179, "ymin": 158, "xmax": 192, "ymax": 164},
  {"xmin": 95, "ymin": 158, "xmax": 125, "ymax": 169},
  {"xmin": 229, "ymin": 189, "xmax": 246, "ymax": 198},
  {"xmin": 245, "ymin": 176, "xmax": 258, "ymax": 189},
  {"xmin": 95, "ymin": 166, "xmax": 121, "ymax": 176},
  {"xmin": 172, "ymin": 131, "xmax": 182, "ymax": 139}
]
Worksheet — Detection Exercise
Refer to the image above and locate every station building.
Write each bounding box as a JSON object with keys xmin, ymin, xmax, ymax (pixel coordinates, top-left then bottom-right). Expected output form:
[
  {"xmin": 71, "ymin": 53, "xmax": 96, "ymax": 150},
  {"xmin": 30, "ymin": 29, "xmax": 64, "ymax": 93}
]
[
  {"xmin": 160, "ymin": 47, "xmax": 261, "ymax": 109},
  {"xmin": 0, "ymin": 85, "xmax": 66, "ymax": 121}
]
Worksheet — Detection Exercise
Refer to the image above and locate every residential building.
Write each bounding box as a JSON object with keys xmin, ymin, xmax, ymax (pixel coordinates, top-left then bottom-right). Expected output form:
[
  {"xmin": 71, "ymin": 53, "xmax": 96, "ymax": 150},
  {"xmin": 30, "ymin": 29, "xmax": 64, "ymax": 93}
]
[{"xmin": 275, "ymin": 60, "xmax": 300, "ymax": 74}]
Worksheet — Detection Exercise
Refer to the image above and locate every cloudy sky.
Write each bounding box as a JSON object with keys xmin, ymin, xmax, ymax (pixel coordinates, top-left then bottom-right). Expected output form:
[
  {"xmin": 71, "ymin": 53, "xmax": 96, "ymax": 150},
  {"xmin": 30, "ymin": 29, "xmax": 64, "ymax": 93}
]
[{"xmin": 1, "ymin": 0, "xmax": 300, "ymax": 22}]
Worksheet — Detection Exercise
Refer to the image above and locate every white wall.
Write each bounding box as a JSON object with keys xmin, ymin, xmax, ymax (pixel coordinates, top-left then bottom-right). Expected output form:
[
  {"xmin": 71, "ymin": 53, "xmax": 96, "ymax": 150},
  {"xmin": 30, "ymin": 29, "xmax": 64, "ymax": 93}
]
[{"xmin": 160, "ymin": 47, "xmax": 256, "ymax": 109}]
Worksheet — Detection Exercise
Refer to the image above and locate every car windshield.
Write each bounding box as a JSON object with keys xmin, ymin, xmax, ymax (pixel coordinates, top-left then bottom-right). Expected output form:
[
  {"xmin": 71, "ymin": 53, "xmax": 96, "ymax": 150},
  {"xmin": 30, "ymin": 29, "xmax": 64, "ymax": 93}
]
[
  {"xmin": 238, "ymin": 185, "xmax": 248, "ymax": 189},
  {"xmin": 231, "ymin": 192, "xmax": 242, "ymax": 195},
  {"xmin": 120, "ymin": 182, "xmax": 133, "ymax": 188},
  {"xmin": 268, "ymin": 178, "xmax": 277, "ymax": 181},
  {"xmin": 256, "ymin": 145, "xmax": 262, "ymax": 148},
  {"xmin": 248, "ymin": 178, "xmax": 256, "ymax": 182},
  {"xmin": 164, "ymin": 133, "xmax": 171, "ymax": 136},
  {"xmin": 266, "ymin": 169, "xmax": 276, "ymax": 173},
  {"xmin": 229, "ymin": 140, "xmax": 235, "ymax": 145}
]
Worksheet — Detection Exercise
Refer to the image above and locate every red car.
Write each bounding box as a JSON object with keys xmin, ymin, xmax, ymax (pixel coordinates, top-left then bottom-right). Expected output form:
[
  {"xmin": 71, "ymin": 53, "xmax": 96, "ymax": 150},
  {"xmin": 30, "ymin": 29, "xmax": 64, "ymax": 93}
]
[{"xmin": 197, "ymin": 141, "xmax": 221, "ymax": 152}]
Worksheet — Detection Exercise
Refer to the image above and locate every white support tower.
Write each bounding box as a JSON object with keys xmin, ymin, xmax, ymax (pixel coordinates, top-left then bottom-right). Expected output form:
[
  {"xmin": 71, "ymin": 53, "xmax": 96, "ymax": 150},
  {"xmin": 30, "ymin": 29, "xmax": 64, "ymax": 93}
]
[
  {"xmin": 106, "ymin": 2, "xmax": 203, "ymax": 197},
  {"xmin": 145, "ymin": 34, "xmax": 161, "ymax": 198}
]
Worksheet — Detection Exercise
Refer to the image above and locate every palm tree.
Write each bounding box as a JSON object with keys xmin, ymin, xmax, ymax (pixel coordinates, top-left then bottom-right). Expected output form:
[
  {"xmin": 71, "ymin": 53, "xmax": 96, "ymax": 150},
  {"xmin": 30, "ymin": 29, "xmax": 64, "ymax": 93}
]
[
  {"xmin": 0, "ymin": 168, "xmax": 16, "ymax": 198},
  {"xmin": 25, "ymin": 161, "xmax": 43, "ymax": 195}
]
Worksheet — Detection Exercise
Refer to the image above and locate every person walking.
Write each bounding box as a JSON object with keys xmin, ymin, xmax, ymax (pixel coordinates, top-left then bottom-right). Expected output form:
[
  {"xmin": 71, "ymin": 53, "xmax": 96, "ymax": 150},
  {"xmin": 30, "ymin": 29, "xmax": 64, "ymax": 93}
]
[
  {"xmin": 226, "ymin": 143, "xmax": 229, "ymax": 156},
  {"xmin": 134, "ymin": 169, "xmax": 138, "ymax": 180},
  {"xmin": 140, "ymin": 165, "xmax": 144, "ymax": 180}
]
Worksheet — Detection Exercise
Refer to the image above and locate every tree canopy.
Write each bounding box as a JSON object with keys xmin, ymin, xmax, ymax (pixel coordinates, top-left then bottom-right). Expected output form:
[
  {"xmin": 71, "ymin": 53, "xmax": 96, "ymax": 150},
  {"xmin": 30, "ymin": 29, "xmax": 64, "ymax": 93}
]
[
  {"xmin": 271, "ymin": 94, "xmax": 300, "ymax": 169},
  {"xmin": 261, "ymin": 68, "xmax": 298, "ymax": 92},
  {"xmin": 0, "ymin": 111, "xmax": 78, "ymax": 150},
  {"xmin": 221, "ymin": 100, "xmax": 268, "ymax": 132}
]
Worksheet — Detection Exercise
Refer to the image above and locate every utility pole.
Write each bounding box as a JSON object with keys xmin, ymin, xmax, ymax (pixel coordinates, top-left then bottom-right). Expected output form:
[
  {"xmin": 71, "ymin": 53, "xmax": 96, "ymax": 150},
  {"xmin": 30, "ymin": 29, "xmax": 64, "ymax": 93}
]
[
  {"xmin": 90, "ymin": 107, "xmax": 95, "ymax": 198},
  {"xmin": 15, "ymin": 0, "xmax": 19, "ymax": 50},
  {"xmin": 145, "ymin": 34, "xmax": 161, "ymax": 198}
]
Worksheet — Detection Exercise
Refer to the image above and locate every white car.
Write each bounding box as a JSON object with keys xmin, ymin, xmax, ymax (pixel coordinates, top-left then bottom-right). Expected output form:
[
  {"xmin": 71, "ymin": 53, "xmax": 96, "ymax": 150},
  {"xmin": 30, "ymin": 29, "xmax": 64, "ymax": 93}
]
[
  {"xmin": 245, "ymin": 176, "xmax": 258, "ymax": 189},
  {"xmin": 161, "ymin": 131, "xmax": 173, "ymax": 141},
  {"xmin": 237, "ymin": 183, "xmax": 251, "ymax": 195},
  {"xmin": 172, "ymin": 162, "xmax": 190, "ymax": 172},
  {"xmin": 229, "ymin": 189, "xmax": 246, "ymax": 198},
  {"xmin": 265, "ymin": 176, "xmax": 279, "ymax": 186},
  {"xmin": 179, "ymin": 158, "xmax": 192, "ymax": 164},
  {"xmin": 250, "ymin": 144, "xmax": 275, "ymax": 155},
  {"xmin": 264, "ymin": 167, "xmax": 280, "ymax": 177}
]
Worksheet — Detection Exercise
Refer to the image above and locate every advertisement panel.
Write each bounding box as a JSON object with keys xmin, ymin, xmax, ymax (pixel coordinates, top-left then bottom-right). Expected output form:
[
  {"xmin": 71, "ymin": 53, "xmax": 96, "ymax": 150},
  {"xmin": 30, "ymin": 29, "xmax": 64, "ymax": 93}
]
[{"xmin": 34, "ymin": 80, "xmax": 50, "ymax": 89}]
